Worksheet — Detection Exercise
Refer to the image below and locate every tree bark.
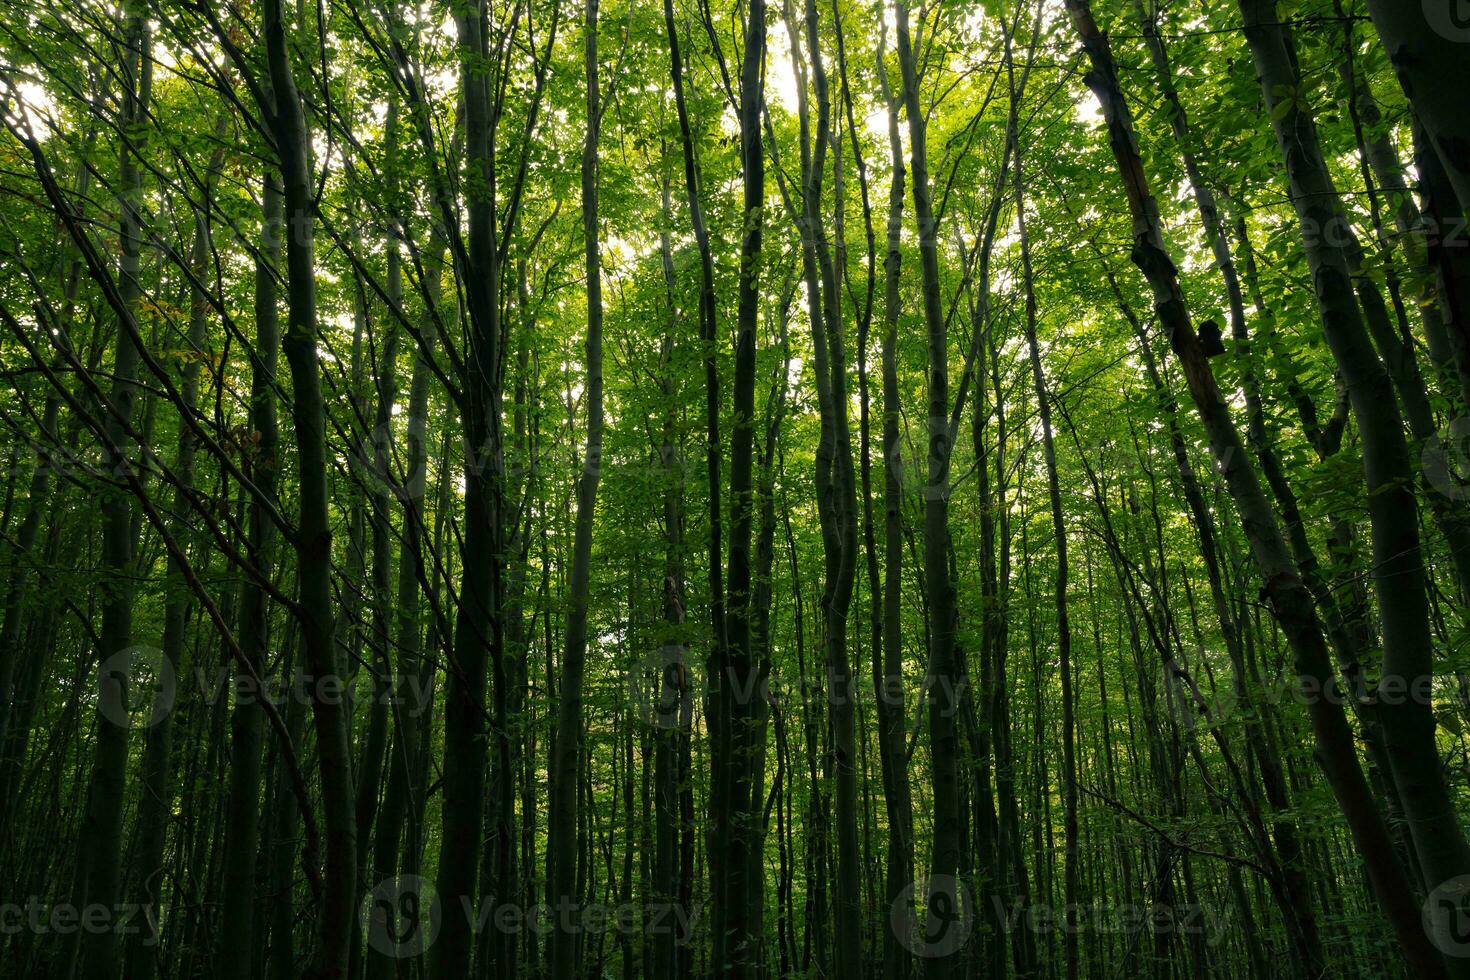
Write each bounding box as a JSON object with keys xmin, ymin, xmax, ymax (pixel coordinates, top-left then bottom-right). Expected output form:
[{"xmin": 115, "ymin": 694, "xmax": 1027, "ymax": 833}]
[
  {"xmin": 78, "ymin": 10, "xmax": 149, "ymax": 975},
  {"xmin": 1239, "ymin": 1, "xmax": 1470, "ymax": 945},
  {"xmin": 1064, "ymin": 2, "xmax": 1449, "ymax": 973},
  {"xmin": 1361, "ymin": 0, "xmax": 1470, "ymax": 215},
  {"xmin": 549, "ymin": 4, "xmax": 604, "ymax": 973},
  {"xmin": 261, "ymin": 1, "xmax": 357, "ymax": 973}
]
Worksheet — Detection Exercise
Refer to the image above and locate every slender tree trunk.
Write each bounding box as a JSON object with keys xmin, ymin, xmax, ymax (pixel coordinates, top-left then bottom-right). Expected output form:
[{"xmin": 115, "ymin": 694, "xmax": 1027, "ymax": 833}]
[
  {"xmin": 350, "ymin": 105, "xmax": 403, "ymax": 978},
  {"xmin": 366, "ymin": 217, "xmax": 445, "ymax": 980},
  {"xmin": 894, "ymin": 3, "xmax": 963, "ymax": 977},
  {"xmin": 217, "ymin": 159, "xmax": 283, "ymax": 980},
  {"xmin": 1414, "ymin": 114, "xmax": 1470, "ymax": 429},
  {"xmin": 713, "ymin": 0, "xmax": 767, "ymax": 970},
  {"xmin": 1361, "ymin": 0, "xmax": 1470, "ymax": 215},
  {"xmin": 262, "ymin": 1, "xmax": 356, "ymax": 972},
  {"xmin": 1101, "ymin": 14, "xmax": 1330, "ymax": 963},
  {"xmin": 659, "ymin": 5, "xmax": 731, "ymax": 969},
  {"xmin": 130, "ymin": 129, "xmax": 227, "ymax": 980},
  {"xmin": 550, "ymin": 5, "xmax": 604, "ymax": 972},
  {"xmin": 78, "ymin": 10, "xmax": 149, "ymax": 975},
  {"xmin": 651, "ymin": 152, "xmax": 689, "ymax": 980},
  {"xmin": 0, "ymin": 120, "xmax": 95, "ymax": 828},
  {"xmin": 1064, "ymin": 2, "xmax": 1449, "ymax": 974},
  {"xmin": 1238, "ymin": 3, "xmax": 1470, "ymax": 947},
  {"xmin": 783, "ymin": 0, "xmax": 861, "ymax": 969},
  {"xmin": 875, "ymin": 19, "xmax": 913, "ymax": 980},
  {"xmin": 267, "ymin": 628, "xmax": 305, "ymax": 980},
  {"xmin": 433, "ymin": 1, "xmax": 509, "ymax": 972},
  {"xmin": 1013, "ymin": 129, "xmax": 1079, "ymax": 980}
]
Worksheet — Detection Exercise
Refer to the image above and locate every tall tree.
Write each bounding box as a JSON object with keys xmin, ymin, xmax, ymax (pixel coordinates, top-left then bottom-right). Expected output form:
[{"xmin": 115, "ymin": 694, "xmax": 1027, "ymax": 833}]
[
  {"xmin": 549, "ymin": 0, "xmax": 605, "ymax": 972},
  {"xmin": 260, "ymin": 0, "xmax": 357, "ymax": 972},
  {"xmin": 1238, "ymin": 0, "xmax": 1470, "ymax": 937},
  {"xmin": 77, "ymin": 8, "xmax": 150, "ymax": 975}
]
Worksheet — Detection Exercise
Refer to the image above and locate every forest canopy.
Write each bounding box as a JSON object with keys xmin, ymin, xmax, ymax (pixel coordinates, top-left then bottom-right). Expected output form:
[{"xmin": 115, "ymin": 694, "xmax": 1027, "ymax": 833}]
[{"xmin": 1, "ymin": 0, "xmax": 1470, "ymax": 977}]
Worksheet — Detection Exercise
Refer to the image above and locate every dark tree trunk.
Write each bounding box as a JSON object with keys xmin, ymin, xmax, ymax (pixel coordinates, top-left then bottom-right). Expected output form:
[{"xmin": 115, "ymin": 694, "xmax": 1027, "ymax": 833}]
[
  {"xmin": 262, "ymin": 0, "xmax": 357, "ymax": 972},
  {"xmin": 1065, "ymin": 1, "xmax": 1450, "ymax": 973},
  {"xmin": 1238, "ymin": 5, "xmax": 1470, "ymax": 956}
]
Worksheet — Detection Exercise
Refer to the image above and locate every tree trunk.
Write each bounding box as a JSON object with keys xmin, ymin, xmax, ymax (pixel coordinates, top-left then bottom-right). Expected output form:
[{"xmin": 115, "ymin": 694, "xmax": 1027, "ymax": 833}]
[
  {"xmin": 894, "ymin": 2, "xmax": 963, "ymax": 976},
  {"xmin": 1064, "ymin": 2, "xmax": 1449, "ymax": 973},
  {"xmin": 1013, "ymin": 126, "xmax": 1079, "ymax": 980},
  {"xmin": 262, "ymin": 0, "xmax": 357, "ymax": 972},
  {"xmin": 78, "ymin": 10, "xmax": 149, "ymax": 975},
  {"xmin": 1238, "ymin": 2, "xmax": 1470, "ymax": 951},
  {"xmin": 875, "ymin": 19, "xmax": 914, "ymax": 979},
  {"xmin": 550, "ymin": 5, "xmax": 604, "ymax": 973},
  {"xmin": 1361, "ymin": 0, "xmax": 1470, "ymax": 215}
]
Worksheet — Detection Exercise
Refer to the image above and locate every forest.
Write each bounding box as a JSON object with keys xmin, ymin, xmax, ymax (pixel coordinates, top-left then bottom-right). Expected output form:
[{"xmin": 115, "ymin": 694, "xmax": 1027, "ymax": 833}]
[{"xmin": 1, "ymin": 0, "xmax": 1469, "ymax": 976}]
